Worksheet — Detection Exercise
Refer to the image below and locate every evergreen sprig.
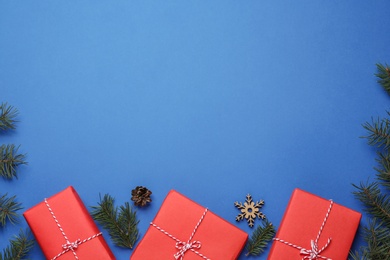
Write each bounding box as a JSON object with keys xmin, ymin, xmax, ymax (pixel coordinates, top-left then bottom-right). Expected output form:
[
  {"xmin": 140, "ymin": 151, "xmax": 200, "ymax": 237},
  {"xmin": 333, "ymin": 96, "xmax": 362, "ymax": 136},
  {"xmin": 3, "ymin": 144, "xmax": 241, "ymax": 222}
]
[
  {"xmin": 375, "ymin": 152, "xmax": 390, "ymax": 189},
  {"xmin": 0, "ymin": 144, "xmax": 27, "ymax": 179},
  {"xmin": 352, "ymin": 182, "xmax": 390, "ymax": 229},
  {"xmin": 349, "ymin": 219, "xmax": 390, "ymax": 260},
  {"xmin": 245, "ymin": 220, "xmax": 276, "ymax": 256},
  {"xmin": 376, "ymin": 63, "xmax": 390, "ymax": 95},
  {"xmin": 362, "ymin": 115, "xmax": 390, "ymax": 149},
  {"xmin": 90, "ymin": 194, "xmax": 139, "ymax": 249},
  {"xmin": 0, "ymin": 103, "xmax": 18, "ymax": 131},
  {"xmin": 0, "ymin": 193, "xmax": 22, "ymax": 227},
  {"xmin": 0, "ymin": 229, "xmax": 34, "ymax": 260},
  {"xmin": 351, "ymin": 63, "xmax": 390, "ymax": 259}
]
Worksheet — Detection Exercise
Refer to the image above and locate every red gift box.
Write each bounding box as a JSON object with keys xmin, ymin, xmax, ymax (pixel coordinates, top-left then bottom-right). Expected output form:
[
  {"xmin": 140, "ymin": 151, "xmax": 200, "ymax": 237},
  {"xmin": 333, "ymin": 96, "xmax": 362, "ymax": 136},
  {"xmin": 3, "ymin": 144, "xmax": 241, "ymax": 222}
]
[
  {"xmin": 24, "ymin": 186, "xmax": 115, "ymax": 260},
  {"xmin": 268, "ymin": 188, "xmax": 361, "ymax": 260},
  {"xmin": 131, "ymin": 190, "xmax": 248, "ymax": 260}
]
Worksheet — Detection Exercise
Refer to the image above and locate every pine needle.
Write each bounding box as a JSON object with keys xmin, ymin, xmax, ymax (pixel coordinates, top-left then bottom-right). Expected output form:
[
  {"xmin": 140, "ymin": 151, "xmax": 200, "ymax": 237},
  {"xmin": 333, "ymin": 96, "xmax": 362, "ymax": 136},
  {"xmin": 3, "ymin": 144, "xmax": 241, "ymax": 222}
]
[
  {"xmin": 0, "ymin": 103, "xmax": 18, "ymax": 131},
  {"xmin": 362, "ymin": 116, "xmax": 390, "ymax": 150},
  {"xmin": 245, "ymin": 220, "xmax": 275, "ymax": 256},
  {"xmin": 0, "ymin": 193, "xmax": 22, "ymax": 227},
  {"xmin": 90, "ymin": 194, "xmax": 139, "ymax": 249},
  {"xmin": 376, "ymin": 63, "xmax": 390, "ymax": 95},
  {"xmin": 0, "ymin": 229, "xmax": 34, "ymax": 260},
  {"xmin": 0, "ymin": 144, "xmax": 27, "ymax": 179},
  {"xmin": 352, "ymin": 182, "xmax": 390, "ymax": 230},
  {"xmin": 375, "ymin": 151, "xmax": 390, "ymax": 190},
  {"xmin": 349, "ymin": 219, "xmax": 390, "ymax": 260},
  {"xmin": 351, "ymin": 63, "xmax": 390, "ymax": 259}
]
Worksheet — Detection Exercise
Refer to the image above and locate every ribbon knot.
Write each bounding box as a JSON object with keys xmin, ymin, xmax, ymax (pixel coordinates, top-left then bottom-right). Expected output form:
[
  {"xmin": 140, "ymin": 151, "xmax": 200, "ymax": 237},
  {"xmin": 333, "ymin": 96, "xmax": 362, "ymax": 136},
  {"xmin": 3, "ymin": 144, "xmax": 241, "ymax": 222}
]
[
  {"xmin": 300, "ymin": 240, "xmax": 319, "ymax": 259},
  {"xmin": 174, "ymin": 241, "xmax": 202, "ymax": 259},
  {"xmin": 150, "ymin": 208, "xmax": 210, "ymax": 260},
  {"xmin": 273, "ymin": 199, "xmax": 334, "ymax": 260},
  {"xmin": 62, "ymin": 239, "xmax": 81, "ymax": 250},
  {"xmin": 44, "ymin": 198, "xmax": 103, "ymax": 260},
  {"xmin": 300, "ymin": 239, "xmax": 331, "ymax": 259}
]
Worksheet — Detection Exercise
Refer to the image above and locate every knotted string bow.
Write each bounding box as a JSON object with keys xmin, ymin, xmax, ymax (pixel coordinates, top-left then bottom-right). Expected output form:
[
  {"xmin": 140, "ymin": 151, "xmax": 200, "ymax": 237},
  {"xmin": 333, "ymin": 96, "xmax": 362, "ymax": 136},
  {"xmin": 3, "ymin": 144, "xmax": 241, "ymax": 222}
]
[
  {"xmin": 300, "ymin": 239, "xmax": 332, "ymax": 260},
  {"xmin": 174, "ymin": 241, "xmax": 202, "ymax": 260},
  {"xmin": 151, "ymin": 208, "xmax": 210, "ymax": 260},
  {"xmin": 44, "ymin": 198, "xmax": 102, "ymax": 260},
  {"xmin": 273, "ymin": 200, "xmax": 334, "ymax": 260},
  {"xmin": 62, "ymin": 239, "xmax": 81, "ymax": 250}
]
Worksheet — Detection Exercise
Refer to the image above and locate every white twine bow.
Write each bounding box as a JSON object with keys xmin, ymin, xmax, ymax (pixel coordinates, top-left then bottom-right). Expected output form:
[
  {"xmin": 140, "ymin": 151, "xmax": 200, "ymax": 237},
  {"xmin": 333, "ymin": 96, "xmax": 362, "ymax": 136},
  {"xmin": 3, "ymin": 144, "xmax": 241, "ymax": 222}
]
[
  {"xmin": 174, "ymin": 241, "xmax": 202, "ymax": 259},
  {"xmin": 273, "ymin": 200, "xmax": 334, "ymax": 260},
  {"xmin": 44, "ymin": 198, "xmax": 102, "ymax": 260},
  {"xmin": 150, "ymin": 208, "xmax": 210, "ymax": 260},
  {"xmin": 300, "ymin": 239, "xmax": 332, "ymax": 259},
  {"xmin": 62, "ymin": 239, "xmax": 81, "ymax": 250}
]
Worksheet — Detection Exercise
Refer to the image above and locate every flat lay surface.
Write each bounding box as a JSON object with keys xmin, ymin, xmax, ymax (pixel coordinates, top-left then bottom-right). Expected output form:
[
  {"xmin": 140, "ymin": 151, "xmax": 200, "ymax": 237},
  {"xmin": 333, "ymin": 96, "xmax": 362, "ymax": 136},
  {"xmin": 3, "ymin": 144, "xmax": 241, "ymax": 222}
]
[{"xmin": 1, "ymin": 1, "xmax": 390, "ymax": 259}]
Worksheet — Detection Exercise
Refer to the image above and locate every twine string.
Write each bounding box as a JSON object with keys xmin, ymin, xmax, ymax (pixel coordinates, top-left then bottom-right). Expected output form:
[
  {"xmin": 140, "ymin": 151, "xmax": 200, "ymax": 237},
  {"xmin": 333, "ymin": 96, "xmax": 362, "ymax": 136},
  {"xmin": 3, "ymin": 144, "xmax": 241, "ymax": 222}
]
[
  {"xmin": 273, "ymin": 200, "xmax": 334, "ymax": 260},
  {"xmin": 62, "ymin": 239, "xmax": 81, "ymax": 250},
  {"xmin": 150, "ymin": 208, "xmax": 210, "ymax": 260},
  {"xmin": 44, "ymin": 198, "xmax": 102, "ymax": 260},
  {"xmin": 175, "ymin": 241, "xmax": 202, "ymax": 259}
]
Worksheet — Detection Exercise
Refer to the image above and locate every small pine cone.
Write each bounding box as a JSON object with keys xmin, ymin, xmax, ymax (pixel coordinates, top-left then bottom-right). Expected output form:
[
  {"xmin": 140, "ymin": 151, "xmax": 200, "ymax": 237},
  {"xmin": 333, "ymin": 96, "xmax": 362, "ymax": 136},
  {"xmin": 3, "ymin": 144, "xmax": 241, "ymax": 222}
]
[{"xmin": 131, "ymin": 186, "xmax": 152, "ymax": 207}]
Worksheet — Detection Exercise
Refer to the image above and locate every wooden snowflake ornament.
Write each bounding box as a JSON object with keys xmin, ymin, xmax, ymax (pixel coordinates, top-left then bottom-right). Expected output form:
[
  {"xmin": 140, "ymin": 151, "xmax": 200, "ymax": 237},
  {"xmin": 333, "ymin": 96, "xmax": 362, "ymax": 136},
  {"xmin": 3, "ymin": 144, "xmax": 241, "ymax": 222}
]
[{"xmin": 234, "ymin": 194, "xmax": 265, "ymax": 227}]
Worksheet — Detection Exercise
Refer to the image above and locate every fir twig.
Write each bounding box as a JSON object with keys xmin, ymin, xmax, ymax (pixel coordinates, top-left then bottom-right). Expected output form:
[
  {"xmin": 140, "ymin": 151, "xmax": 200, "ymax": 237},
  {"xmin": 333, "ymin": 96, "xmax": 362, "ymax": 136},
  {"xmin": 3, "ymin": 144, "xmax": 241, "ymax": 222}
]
[
  {"xmin": 349, "ymin": 219, "xmax": 390, "ymax": 260},
  {"xmin": 0, "ymin": 103, "xmax": 18, "ymax": 131},
  {"xmin": 362, "ymin": 116, "xmax": 390, "ymax": 149},
  {"xmin": 375, "ymin": 151, "xmax": 390, "ymax": 190},
  {"xmin": 352, "ymin": 182, "xmax": 390, "ymax": 230},
  {"xmin": 376, "ymin": 63, "xmax": 390, "ymax": 95},
  {"xmin": 0, "ymin": 229, "xmax": 34, "ymax": 260},
  {"xmin": 0, "ymin": 193, "xmax": 22, "ymax": 227},
  {"xmin": 245, "ymin": 220, "xmax": 276, "ymax": 256},
  {"xmin": 351, "ymin": 63, "xmax": 390, "ymax": 259},
  {"xmin": 90, "ymin": 194, "xmax": 139, "ymax": 249},
  {"xmin": 0, "ymin": 144, "xmax": 27, "ymax": 179}
]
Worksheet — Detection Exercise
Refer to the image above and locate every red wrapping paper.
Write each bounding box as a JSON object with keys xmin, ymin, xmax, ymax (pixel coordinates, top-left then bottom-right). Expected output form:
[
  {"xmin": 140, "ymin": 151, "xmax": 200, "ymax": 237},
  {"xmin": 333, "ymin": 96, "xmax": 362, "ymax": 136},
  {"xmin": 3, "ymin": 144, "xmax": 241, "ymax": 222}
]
[
  {"xmin": 24, "ymin": 186, "xmax": 115, "ymax": 260},
  {"xmin": 268, "ymin": 188, "xmax": 361, "ymax": 260},
  {"xmin": 131, "ymin": 190, "xmax": 248, "ymax": 260}
]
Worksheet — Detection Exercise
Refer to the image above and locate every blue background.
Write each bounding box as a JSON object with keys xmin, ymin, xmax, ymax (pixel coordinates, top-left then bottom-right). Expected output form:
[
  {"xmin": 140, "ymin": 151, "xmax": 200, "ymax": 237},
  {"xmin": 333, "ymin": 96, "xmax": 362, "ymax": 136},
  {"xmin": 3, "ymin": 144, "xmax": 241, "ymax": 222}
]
[{"xmin": 1, "ymin": 1, "xmax": 390, "ymax": 259}]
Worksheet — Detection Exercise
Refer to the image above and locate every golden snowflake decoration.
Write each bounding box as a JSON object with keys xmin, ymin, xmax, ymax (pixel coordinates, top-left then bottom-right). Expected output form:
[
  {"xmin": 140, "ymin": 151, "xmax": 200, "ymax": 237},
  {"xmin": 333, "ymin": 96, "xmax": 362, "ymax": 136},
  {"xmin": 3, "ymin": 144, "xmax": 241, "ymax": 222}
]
[{"xmin": 234, "ymin": 194, "xmax": 265, "ymax": 227}]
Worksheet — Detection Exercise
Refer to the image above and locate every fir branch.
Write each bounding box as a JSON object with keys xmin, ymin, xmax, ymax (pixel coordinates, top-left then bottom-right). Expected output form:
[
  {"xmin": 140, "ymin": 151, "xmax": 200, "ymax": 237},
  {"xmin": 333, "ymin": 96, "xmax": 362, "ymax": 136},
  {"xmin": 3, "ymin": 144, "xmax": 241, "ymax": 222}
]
[
  {"xmin": 90, "ymin": 194, "xmax": 139, "ymax": 249},
  {"xmin": 375, "ymin": 151, "xmax": 390, "ymax": 189},
  {"xmin": 352, "ymin": 182, "xmax": 390, "ymax": 229},
  {"xmin": 349, "ymin": 219, "xmax": 390, "ymax": 260},
  {"xmin": 0, "ymin": 229, "xmax": 34, "ymax": 260},
  {"xmin": 0, "ymin": 103, "xmax": 18, "ymax": 131},
  {"xmin": 376, "ymin": 63, "xmax": 390, "ymax": 95},
  {"xmin": 351, "ymin": 63, "xmax": 390, "ymax": 259},
  {"xmin": 0, "ymin": 144, "xmax": 27, "ymax": 179},
  {"xmin": 245, "ymin": 220, "xmax": 275, "ymax": 256},
  {"xmin": 362, "ymin": 117, "xmax": 390, "ymax": 149},
  {"xmin": 0, "ymin": 193, "xmax": 22, "ymax": 227}
]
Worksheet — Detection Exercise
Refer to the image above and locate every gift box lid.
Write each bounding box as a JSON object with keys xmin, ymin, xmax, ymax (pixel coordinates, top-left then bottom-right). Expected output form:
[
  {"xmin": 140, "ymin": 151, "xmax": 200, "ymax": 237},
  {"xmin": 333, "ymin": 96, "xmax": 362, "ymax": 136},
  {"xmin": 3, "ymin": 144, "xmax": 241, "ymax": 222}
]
[
  {"xmin": 24, "ymin": 186, "xmax": 115, "ymax": 260},
  {"xmin": 268, "ymin": 188, "xmax": 361, "ymax": 260},
  {"xmin": 131, "ymin": 190, "xmax": 248, "ymax": 260}
]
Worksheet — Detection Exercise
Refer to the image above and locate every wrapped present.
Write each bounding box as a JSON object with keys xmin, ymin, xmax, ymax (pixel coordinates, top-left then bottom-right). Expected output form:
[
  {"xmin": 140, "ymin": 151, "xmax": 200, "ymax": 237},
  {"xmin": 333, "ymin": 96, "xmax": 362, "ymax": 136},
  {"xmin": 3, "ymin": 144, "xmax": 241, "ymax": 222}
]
[
  {"xmin": 131, "ymin": 190, "xmax": 248, "ymax": 260},
  {"xmin": 24, "ymin": 186, "xmax": 115, "ymax": 260},
  {"xmin": 268, "ymin": 188, "xmax": 361, "ymax": 260}
]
